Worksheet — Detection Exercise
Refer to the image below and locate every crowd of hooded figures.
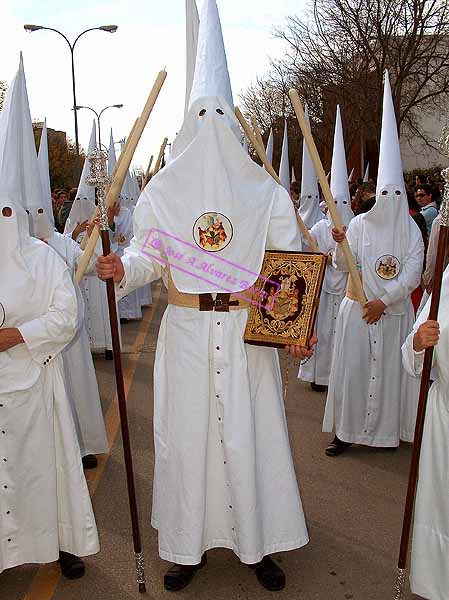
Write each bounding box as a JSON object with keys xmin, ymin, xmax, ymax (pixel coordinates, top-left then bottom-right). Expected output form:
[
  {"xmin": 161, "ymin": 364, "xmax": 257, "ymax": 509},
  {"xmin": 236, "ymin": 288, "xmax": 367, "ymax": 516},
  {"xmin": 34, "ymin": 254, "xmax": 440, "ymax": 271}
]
[{"xmin": 0, "ymin": 1, "xmax": 448, "ymax": 599}]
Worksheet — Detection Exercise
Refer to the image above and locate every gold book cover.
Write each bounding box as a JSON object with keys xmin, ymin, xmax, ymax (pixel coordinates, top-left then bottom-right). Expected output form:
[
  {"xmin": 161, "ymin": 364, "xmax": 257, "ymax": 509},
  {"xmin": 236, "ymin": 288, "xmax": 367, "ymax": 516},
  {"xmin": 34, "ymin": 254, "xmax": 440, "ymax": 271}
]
[{"xmin": 244, "ymin": 251, "xmax": 326, "ymax": 349}]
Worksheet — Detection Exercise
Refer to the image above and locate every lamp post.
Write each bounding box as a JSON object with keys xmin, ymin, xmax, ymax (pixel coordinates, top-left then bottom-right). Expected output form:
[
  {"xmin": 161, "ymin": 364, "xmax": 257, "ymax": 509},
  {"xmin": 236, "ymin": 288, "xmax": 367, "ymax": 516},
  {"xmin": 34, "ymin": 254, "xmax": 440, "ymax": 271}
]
[
  {"xmin": 74, "ymin": 104, "xmax": 124, "ymax": 149},
  {"xmin": 24, "ymin": 24, "xmax": 118, "ymax": 155}
]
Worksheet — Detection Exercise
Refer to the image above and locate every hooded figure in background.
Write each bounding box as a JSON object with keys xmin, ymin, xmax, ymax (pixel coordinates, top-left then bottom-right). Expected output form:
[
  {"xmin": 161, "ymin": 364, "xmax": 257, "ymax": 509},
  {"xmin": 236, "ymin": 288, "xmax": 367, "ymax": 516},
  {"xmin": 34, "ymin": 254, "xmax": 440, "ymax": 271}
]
[
  {"xmin": 402, "ymin": 262, "xmax": 449, "ymax": 600},
  {"xmin": 299, "ymin": 105, "xmax": 353, "ymax": 391},
  {"xmin": 97, "ymin": 0, "xmax": 313, "ymax": 592},
  {"xmin": 298, "ymin": 105, "xmax": 323, "ymax": 231},
  {"xmin": 322, "ymin": 72, "xmax": 424, "ymax": 456},
  {"xmin": 0, "ymin": 199, "xmax": 99, "ymax": 578},
  {"xmin": 65, "ymin": 122, "xmax": 116, "ymax": 356},
  {"xmin": 110, "ymin": 133, "xmax": 143, "ymax": 321},
  {"xmin": 32, "ymin": 164, "xmax": 108, "ymax": 468}
]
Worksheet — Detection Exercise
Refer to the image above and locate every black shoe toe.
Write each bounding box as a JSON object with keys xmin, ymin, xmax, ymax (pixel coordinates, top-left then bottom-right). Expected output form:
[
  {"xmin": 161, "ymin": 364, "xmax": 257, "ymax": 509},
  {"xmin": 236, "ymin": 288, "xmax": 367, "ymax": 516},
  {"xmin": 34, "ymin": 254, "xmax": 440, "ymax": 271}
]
[
  {"xmin": 82, "ymin": 455, "xmax": 98, "ymax": 469},
  {"xmin": 59, "ymin": 551, "xmax": 85, "ymax": 579},
  {"xmin": 164, "ymin": 554, "xmax": 207, "ymax": 592},
  {"xmin": 253, "ymin": 556, "xmax": 286, "ymax": 591}
]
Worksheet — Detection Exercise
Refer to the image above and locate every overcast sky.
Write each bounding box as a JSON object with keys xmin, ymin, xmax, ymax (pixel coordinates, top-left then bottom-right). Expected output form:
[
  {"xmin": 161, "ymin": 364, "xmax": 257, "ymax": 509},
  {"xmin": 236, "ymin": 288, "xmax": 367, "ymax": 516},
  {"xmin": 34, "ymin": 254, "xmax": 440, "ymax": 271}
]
[{"xmin": 1, "ymin": 0, "xmax": 306, "ymax": 169}]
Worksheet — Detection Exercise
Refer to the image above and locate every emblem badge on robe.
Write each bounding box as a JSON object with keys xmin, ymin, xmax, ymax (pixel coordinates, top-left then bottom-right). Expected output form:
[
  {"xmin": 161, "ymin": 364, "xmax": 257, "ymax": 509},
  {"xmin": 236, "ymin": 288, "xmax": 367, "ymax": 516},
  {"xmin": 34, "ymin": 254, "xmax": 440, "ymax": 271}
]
[
  {"xmin": 193, "ymin": 212, "xmax": 233, "ymax": 252},
  {"xmin": 375, "ymin": 255, "xmax": 401, "ymax": 280}
]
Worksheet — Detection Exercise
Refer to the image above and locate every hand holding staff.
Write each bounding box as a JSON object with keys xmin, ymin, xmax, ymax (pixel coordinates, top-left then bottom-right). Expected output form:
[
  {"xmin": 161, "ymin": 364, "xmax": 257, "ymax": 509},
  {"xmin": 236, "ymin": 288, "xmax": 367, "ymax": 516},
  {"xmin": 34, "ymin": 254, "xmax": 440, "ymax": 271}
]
[
  {"xmin": 288, "ymin": 89, "xmax": 367, "ymax": 306},
  {"xmin": 75, "ymin": 70, "xmax": 167, "ymax": 282},
  {"xmin": 234, "ymin": 107, "xmax": 319, "ymax": 253}
]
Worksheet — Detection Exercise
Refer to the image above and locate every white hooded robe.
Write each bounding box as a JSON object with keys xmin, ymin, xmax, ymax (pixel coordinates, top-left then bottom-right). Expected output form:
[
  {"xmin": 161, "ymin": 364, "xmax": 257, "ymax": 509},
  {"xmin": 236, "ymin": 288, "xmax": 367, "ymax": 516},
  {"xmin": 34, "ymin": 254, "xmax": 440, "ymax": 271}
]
[
  {"xmin": 0, "ymin": 203, "xmax": 99, "ymax": 572},
  {"xmin": 402, "ymin": 266, "xmax": 449, "ymax": 600}
]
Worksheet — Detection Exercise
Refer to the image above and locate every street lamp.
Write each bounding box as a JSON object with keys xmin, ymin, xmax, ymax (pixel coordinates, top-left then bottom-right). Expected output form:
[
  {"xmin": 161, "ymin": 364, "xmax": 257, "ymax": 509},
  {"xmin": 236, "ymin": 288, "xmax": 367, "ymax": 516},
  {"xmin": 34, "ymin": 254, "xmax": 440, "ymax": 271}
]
[
  {"xmin": 24, "ymin": 24, "xmax": 118, "ymax": 155},
  {"xmin": 74, "ymin": 104, "xmax": 124, "ymax": 149}
]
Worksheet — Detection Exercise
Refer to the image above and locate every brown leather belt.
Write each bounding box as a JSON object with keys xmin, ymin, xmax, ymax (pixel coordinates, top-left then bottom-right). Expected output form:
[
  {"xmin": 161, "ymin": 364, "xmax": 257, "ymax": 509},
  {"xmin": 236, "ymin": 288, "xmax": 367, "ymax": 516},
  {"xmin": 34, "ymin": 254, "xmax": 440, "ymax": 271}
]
[{"xmin": 167, "ymin": 273, "xmax": 250, "ymax": 312}]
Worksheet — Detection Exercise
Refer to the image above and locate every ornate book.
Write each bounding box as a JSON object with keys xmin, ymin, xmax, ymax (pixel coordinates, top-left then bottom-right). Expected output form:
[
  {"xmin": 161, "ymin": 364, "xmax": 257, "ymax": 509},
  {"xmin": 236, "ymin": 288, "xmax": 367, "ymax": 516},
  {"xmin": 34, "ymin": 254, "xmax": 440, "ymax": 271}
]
[{"xmin": 244, "ymin": 251, "xmax": 326, "ymax": 349}]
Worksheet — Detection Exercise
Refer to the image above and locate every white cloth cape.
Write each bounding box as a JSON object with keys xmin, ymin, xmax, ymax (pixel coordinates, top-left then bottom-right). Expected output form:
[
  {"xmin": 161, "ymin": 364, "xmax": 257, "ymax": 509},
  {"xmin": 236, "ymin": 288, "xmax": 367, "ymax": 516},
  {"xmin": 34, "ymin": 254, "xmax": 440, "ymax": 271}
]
[
  {"xmin": 323, "ymin": 211, "xmax": 424, "ymax": 445},
  {"xmin": 117, "ymin": 174, "xmax": 308, "ymax": 564},
  {"xmin": 148, "ymin": 97, "xmax": 280, "ymax": 294},
  {"xmin": 0, "ymin": 204, "xmax": 98, "ymax": 570},
  {"xmin": 402, "ymin": 266, "xmax": 449, "ymax": 600}
]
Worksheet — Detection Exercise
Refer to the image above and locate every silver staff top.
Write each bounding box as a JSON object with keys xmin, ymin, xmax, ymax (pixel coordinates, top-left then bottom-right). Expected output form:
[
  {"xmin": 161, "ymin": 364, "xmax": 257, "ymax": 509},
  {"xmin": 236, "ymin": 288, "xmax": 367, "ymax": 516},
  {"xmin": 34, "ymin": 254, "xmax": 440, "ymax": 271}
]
[{"xmin": 86, "ymin": 148, "xmax": 112, "ymax": 231}]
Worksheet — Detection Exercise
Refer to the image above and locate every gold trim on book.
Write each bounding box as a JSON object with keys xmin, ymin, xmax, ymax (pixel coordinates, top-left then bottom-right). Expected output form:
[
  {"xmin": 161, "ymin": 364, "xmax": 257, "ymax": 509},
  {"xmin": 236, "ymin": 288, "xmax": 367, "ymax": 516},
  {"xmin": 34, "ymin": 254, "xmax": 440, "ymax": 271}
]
[{"xmin": 244, "ymin": 251, "xmax": 326, "ymax": 348}]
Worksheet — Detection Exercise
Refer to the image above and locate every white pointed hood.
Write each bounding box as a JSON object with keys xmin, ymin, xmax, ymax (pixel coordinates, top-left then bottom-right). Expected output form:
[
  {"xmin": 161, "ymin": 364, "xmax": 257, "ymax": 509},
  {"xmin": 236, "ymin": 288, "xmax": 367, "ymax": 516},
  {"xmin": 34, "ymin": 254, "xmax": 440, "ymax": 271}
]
[
  {"xmin": 108, "ymin": 128, "xmax": 117, "ymax": 176},
  {"xmin": 291, "ymin": 166, "xmax": 297, "ymax": 183},
  {"xmin": 348, "ymin": 167, "xmax": 354, "ymax": 182},
  {"xmin": 140, "ymin": 0, "xmax": 295, "ymax": 295},
  {"xmin": 363, "ymin": 162, "xmax": 369, "ymax": 182},
  {"xmin": 37, "ymin": 119, "xmax": 54, "ymax": 225},
  {"xmin": 188, "ymin": 0, "xmax": 233, "ymax": 111},
  {"xmin": 329, "ymin": 106, "xmax": 353, "ymax": 227},
  {"xmin": 279, "ymin": 120, "xmax": 290, "ymax": 190},
  {"xmin": 185, "ymin": 0, "xmax": 200, "ymax": 116},
  {"xmin": 298, "ymin": 105, "xmax": 322, "ymax": 228},
  {"xmin": 64, "ymin": 120, "xmax": 97, "ymax": 235},
  {"xmin": 0, "ymin": 54, "xmax": 43, "ymax": 213},
  {"xmin": 358, "ymin": 71, "xmax": 418, "ymax": 309},
  {"xmin": 266, "ymin": 128, "xmax": 274, "ymax": 165}
]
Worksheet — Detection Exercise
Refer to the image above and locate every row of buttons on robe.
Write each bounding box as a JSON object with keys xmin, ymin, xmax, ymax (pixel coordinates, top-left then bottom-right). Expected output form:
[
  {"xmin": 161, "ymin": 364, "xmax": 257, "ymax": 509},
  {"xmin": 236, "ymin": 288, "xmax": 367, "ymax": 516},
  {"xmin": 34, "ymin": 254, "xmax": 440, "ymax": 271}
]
[
  {"xmin": 364, "ymin": 321, "xmax": 379, "ymax": 434},
  {"xmin": 214, "ymin": 320, "xmax": 237, "ymax": 536},
  {"xmin": 43, "ymin": 355, "xmax": 52, "ymax": 367},
  {"xmin": 1, "ymin": 416, "xmax": 13, "ymax": 543}
]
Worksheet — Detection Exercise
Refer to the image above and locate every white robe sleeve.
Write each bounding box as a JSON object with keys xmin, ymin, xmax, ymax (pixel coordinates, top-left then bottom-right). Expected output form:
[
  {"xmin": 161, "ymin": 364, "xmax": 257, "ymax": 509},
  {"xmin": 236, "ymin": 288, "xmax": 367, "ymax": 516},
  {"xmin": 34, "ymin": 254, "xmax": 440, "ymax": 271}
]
[
  {"xmin": 379, "ymin": 224, "xmax": 424, "ymax": 307},
  {"xmin": 18, "ymin": 266, "xmax": 78, "ymax": 367},
  {"xmin": 402, "ymin": 293, "xmax": 433, "ymax": 377},
  {"xmin": 266, "ymin": 187, "xmax": 302, "ymax": 251},
  {"xmin": 116, "ymin": 197, "xmax": 164, "ymax": 300}
]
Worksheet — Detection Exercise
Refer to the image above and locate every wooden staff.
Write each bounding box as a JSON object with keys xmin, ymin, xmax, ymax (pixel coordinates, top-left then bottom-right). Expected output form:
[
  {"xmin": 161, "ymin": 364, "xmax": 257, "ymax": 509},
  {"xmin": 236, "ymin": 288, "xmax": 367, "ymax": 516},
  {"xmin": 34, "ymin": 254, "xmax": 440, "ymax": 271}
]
[
  {"xmin": 288, "ymin": 89, "xmax": 367, "ymax": 305},
  {"xmin": 394, "ymin": 195, "xmax": 449, "ymax": 600},
  {"xmin": 152, "ymin": 137, "xmax": 168, "ymax": 176},
  {"xmin": 141, "ymin": 155, "xmax": 154, "ymax": 190},
  {"xmin": 235, "ymin": 107, "xmax": 319, "ymax": 253},
  {"xmin": 79, "ymin": 118, "xmax": 141, "ymax": 252},
  {"xmin": 76, "ymin": 70, "xmax": 167, "ymax": 282},
  {"xmin": 85, "ymin": 148, "xmax": 147, "ymax": 593},
  {"xmin": 251, "ymin": 115, "xmax": 265, "ymax": 150}
]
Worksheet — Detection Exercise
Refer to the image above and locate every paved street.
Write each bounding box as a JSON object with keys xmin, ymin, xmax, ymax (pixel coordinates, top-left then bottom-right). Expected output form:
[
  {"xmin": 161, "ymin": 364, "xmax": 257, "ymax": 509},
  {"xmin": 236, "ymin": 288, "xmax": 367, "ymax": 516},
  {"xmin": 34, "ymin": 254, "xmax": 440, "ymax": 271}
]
[{"xmin": 2, "ymin": 282, "xmax": 423, "ymax": 600}]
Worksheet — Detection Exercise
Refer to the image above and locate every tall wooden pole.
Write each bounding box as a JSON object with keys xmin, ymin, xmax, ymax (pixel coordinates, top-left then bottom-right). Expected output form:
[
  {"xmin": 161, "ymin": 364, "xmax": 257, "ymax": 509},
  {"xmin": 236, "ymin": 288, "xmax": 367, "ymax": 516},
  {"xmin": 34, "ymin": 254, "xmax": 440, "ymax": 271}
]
[
  {"xmin": 234, "ymin": 108, "xmax": 319, "ymax": 253},
  {"xmin": 86, "ymin": 149, "xmax": 147, "ymax": 593},
  {"xmin": 76, "ymin": 70, "xmax": 167, "ymax": 282},
  {"xmin": 288, "ymin": 89, "xmax": 367, "ymax": 306}
]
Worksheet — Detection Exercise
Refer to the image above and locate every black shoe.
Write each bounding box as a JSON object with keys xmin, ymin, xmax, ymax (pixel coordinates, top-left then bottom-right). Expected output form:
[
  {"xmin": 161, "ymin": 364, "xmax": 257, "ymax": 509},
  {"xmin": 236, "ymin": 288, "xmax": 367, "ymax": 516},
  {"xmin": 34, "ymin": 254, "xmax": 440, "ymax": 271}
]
[
  {"xmin": 105, "ymin": 350, "xmax": 113, "ymax": 361},
  {"xmin": 164, "ymin": 553, "xmax": 207, "ymax": 592},
  {"xmin": 59, "ymin": 551, "xmax": 85, "ymax": 579},
  {"xmin": 82, "ymin": 454, "xmax": 98, "ymax": 469},
  {"xmin": 120, "ymin": 318, "xmax": 130, "ymax": 324},
  {"xmin": 311, "ymin": 382, "xmax": 328, "ymax": 393},
  {"xmin": 325, "ymin": 436, "xmax": 352, "ymax": 457},
  {"xmin": 249, "ymin": 556, "xmax": 285, "ymax": 591}
]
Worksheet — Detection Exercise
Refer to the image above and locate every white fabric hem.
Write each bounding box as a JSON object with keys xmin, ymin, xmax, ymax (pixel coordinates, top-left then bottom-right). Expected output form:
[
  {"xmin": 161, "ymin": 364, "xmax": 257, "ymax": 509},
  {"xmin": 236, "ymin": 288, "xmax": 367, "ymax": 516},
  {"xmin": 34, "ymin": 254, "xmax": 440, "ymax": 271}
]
[{"xmin": 154, "ymin": 533, "xmax": 309, "ymax": 566}]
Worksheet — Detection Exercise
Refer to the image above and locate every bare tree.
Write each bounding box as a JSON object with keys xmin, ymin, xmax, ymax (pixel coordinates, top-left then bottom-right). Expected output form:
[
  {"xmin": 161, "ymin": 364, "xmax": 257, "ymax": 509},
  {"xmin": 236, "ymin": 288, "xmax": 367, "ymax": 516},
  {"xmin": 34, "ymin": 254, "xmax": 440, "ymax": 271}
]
[{"xmin": 242, "ymin": 0, "xmax": 449, "ymax": 173}]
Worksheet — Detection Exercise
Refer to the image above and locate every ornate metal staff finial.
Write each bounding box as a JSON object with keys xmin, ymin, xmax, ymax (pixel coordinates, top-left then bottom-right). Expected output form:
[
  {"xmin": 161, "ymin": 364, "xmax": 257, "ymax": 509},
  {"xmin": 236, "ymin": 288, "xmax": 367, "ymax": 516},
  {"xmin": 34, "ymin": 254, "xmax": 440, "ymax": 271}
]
[
  {"xmin": 86, "ymin": 147, "xmax": 112, "ymax": 231},
  {"xmin": 438, "ymin": 124, "xmax": 449, "ymax": 227}
]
